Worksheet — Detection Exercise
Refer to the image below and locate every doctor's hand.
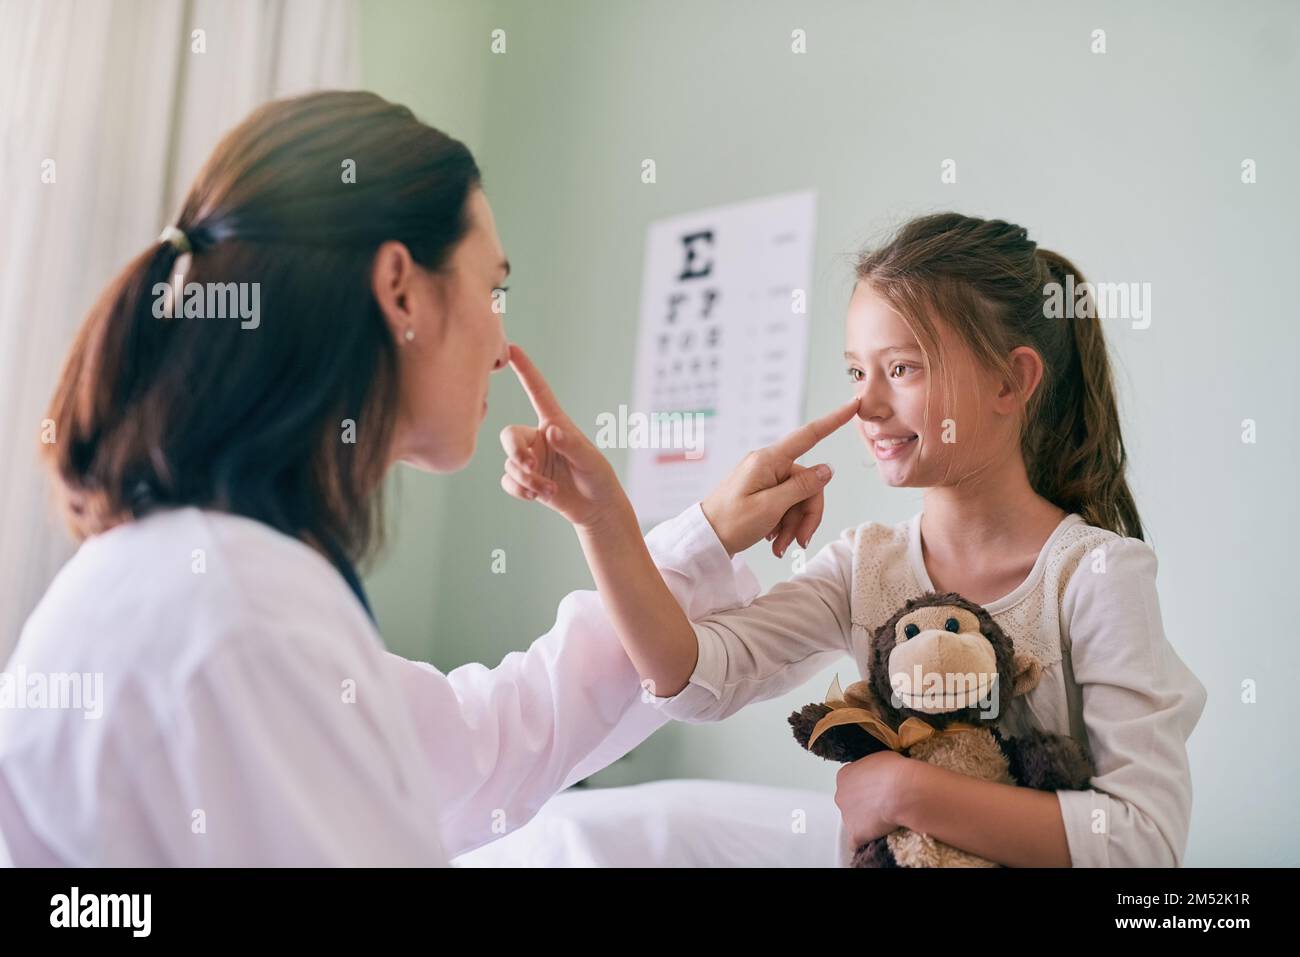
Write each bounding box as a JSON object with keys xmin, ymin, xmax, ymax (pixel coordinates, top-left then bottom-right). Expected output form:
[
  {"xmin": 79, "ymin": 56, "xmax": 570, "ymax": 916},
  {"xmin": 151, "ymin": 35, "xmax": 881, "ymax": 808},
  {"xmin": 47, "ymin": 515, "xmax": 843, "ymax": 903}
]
[
  {"xmin": 701, "ymin": 398, "xmax": 860, "ymax": 558},
  {"xmin": 499, "ymin": 343, "xmax": 628, "ymax": 529}
]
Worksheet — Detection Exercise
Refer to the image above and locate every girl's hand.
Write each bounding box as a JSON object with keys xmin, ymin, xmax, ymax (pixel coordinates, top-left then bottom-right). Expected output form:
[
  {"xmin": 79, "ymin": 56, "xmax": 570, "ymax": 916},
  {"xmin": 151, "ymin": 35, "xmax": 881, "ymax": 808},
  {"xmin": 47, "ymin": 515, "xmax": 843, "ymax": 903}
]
[
  {"xmin": 701, "ymin": 398, "xmax": 860, "ymax": 557},
  {"xmin": 834, "ymin": 750, "xmax": 911, "ymax": 847},
  {"xmin": 499, "ymin": 343, "xmax": 628, "ymax": 529}
]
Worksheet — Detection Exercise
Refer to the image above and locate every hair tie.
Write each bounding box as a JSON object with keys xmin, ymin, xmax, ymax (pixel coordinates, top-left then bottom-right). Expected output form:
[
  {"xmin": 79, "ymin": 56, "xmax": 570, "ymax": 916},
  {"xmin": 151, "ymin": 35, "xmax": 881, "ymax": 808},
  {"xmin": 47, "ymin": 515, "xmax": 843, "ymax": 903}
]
[{"xmin": 158, "ymin": 225, "xmax": 192, "ymax": 254}]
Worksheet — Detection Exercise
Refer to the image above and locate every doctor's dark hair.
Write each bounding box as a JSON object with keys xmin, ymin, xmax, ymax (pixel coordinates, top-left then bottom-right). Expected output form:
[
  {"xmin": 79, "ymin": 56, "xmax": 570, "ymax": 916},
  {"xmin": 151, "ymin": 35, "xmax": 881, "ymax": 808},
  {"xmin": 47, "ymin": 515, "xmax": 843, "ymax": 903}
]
[
  {"xmin": 855, "ymin": 213, "xmax": 1144, "ymax": 541},
  {"xmin": 43, "ymin": 90, "xmax": 481, "ymax": 566}
]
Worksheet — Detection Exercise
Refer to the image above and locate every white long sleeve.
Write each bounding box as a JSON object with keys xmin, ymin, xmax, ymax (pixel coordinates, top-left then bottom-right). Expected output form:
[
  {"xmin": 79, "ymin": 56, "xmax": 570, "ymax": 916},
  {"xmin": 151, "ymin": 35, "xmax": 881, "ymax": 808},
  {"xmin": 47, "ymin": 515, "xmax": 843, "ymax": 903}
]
[
  {"xmin": 1, "ymin": 507, "xmax": 454, "ymax": 866},
  {"xmin": 649, "ymin": 527, "xmax": 856, "ymax": 723},
  {"xmin": 1054, "ymin": 537, "xmax": 1208, "ymax": 867},
  {"xmin": 387, "ymin": 501, "xmax": 763, "ymax": 857}
]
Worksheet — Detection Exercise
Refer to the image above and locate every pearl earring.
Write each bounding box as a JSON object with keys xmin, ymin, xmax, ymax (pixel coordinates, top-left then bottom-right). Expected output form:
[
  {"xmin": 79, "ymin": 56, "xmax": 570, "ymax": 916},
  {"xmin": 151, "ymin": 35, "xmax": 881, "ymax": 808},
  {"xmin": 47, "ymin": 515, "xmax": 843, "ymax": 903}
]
[{"xmin": 404, "ymin": 328, "xmax": 415, "ymax": 342}]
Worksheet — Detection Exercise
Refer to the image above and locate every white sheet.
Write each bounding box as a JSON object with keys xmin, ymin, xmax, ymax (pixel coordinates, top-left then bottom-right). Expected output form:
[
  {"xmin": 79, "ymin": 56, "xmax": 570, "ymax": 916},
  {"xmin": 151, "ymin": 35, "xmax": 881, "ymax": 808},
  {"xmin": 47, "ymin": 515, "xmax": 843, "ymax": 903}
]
[{"xmin": 452, "ymin": 779, "xmax": 840, "ymax": 868}]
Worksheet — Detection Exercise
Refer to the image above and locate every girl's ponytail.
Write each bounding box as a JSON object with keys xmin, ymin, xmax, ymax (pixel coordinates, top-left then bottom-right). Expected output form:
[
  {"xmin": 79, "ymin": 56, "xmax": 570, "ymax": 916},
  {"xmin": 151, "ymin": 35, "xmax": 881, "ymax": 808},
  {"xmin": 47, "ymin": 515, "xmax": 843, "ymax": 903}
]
[{"xmin": 1030, "ymin": 249, "xmax": 1144, "ymax": 541}]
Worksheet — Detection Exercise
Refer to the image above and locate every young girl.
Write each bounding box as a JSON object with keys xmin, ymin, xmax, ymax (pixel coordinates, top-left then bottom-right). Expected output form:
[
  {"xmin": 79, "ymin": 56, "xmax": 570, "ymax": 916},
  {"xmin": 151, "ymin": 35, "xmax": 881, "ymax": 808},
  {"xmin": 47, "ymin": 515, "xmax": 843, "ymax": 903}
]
[{"xmin": 503, "ymin": 212, "xmax": 1208, "ymax": 868}]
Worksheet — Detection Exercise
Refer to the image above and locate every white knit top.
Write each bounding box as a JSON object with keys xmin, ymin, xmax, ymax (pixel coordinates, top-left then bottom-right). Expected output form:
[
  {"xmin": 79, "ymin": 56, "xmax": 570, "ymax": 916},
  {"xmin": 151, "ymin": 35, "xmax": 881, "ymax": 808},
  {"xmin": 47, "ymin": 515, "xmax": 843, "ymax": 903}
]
[{"xmin": 653, "ymin": 510, "xmax": 1209, "ymax": 867}]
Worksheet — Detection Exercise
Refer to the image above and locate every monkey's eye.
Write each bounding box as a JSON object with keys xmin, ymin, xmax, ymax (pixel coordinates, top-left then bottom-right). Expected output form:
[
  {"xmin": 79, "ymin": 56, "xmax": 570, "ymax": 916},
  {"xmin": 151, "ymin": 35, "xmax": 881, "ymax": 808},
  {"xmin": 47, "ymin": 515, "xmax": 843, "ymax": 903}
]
[
  {"xmin": 944, "ymin": 617, "xmax": 960, "ymax": 633},
  {"xmin": 903, "ymin": 623, "xmax": 920, "ymax": 639}
]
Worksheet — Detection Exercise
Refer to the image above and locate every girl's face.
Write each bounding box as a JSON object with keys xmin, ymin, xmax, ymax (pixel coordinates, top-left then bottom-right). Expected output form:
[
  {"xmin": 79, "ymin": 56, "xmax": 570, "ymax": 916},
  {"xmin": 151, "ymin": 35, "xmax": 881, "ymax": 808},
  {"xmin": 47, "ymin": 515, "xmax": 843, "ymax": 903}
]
[
  {"xmin": 375, "ymin": 188, "xmax": 511, "ymax": 473},
  {"xmin": 844, "ymin": 281, "xmax": 1012, "ymax": 488}
]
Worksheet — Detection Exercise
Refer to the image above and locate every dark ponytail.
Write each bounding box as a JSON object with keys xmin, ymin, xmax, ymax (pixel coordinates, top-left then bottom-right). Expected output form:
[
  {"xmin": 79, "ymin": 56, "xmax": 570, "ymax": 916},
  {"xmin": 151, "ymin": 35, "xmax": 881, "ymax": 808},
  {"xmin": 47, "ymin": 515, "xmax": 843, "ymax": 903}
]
[
  {"xmin": 49, "ymin": 239, "xmax": 187, "ymax": 529},
  {"xmin": 1030, "ymin": 249, "xmax": 1143, "ymax": 540}
]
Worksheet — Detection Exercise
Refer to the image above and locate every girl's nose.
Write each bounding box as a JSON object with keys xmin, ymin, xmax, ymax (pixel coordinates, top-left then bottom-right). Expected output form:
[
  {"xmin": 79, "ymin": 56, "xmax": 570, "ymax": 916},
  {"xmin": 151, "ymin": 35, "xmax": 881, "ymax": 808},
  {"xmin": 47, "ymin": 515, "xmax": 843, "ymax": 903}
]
[{"xmin": 856, "ymin": 376, "xmax": 890, "ymax": 421}]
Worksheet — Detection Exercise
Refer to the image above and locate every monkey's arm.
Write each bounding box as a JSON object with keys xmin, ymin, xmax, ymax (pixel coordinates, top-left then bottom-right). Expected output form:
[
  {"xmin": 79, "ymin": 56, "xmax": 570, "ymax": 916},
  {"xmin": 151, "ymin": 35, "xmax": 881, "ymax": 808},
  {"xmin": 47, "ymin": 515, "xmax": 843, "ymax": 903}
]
[
  {"xmin": 993, "ymin": 727, "xmax": 1095, "ymax": 791},
  {"xmin": 789, "ymin": 703, "xmax": 891, "ymax": 763}
]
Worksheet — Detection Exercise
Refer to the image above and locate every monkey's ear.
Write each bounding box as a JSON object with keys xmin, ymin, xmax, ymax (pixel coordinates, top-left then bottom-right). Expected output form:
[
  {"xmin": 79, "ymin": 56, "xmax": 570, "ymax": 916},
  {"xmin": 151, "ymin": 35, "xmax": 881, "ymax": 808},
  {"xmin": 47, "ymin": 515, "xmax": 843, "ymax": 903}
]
[{"xmin": 1010, "ymin": 651, "xmax": 1043, "ymax": 697}]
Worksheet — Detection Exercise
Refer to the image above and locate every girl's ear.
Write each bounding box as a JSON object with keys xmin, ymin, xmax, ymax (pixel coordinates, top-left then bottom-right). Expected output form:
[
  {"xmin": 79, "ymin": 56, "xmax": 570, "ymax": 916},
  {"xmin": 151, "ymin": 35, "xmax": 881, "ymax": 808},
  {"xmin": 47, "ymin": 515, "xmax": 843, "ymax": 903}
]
[{"xmin": 994, "ymin": 345, "xmax": 1045, "ymax": 414}]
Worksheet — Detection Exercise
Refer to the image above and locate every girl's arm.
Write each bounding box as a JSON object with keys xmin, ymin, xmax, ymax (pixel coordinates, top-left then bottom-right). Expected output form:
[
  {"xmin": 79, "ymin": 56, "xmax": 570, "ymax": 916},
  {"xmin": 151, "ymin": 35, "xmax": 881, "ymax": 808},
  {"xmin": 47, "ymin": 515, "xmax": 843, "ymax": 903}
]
[
  {"xmin": 890, "ymin": 762, "xmax": 1074, "ymax": 867},
  {"xmin": 503, "ymin": 344, "xmax": 860, "ymax": 699},
  {"xmin": 573, "ymin": 497, "xmax": 856, "ymax": 711},
  {"xmin": 572, "ymin": 499, "xmax": 702, "ymax": 696},
  {"xmin": 1051, "ymin": 536, "xmax": 1207, "ymax": 866}
]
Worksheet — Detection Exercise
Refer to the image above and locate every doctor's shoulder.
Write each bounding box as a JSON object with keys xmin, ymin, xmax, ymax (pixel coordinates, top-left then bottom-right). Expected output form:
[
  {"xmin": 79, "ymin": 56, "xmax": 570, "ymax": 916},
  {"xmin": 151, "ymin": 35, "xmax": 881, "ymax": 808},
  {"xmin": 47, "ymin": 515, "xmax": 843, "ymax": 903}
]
[{"xmin": 18, "ymin": 505, "xmax": 371, "ymax": 667}]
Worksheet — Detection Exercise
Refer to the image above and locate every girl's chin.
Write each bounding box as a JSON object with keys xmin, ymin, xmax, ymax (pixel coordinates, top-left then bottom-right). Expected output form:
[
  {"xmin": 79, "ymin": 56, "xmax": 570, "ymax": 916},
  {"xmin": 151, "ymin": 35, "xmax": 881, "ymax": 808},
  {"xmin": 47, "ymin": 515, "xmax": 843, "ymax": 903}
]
[
  {"xmin": 878, "ymin": 470, "xmax": 915, "ymax": 488},
  {"xmin": 873, "ymin": 453, "xmax": 924, "ymax": 486},
  {"xmin": 867, "ymin": 446, "xmax": 919, "ymax": 486}
]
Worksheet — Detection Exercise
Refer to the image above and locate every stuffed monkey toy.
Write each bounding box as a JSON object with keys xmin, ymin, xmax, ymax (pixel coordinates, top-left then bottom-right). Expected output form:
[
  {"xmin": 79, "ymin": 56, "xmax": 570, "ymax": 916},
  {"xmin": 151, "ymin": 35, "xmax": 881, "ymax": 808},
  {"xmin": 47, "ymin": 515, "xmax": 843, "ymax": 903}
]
[{"xmin": 789, "ymin": 592, "xmax": 1095, "ymax": 867}]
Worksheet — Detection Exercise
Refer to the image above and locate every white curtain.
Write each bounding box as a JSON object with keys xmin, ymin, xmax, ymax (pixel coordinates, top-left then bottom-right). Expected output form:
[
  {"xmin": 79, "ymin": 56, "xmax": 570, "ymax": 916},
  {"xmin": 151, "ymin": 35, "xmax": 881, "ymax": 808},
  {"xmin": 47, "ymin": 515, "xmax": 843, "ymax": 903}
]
[{"xmin": 0, "ymin": 0, "xmax": 360, "ymax": 656}]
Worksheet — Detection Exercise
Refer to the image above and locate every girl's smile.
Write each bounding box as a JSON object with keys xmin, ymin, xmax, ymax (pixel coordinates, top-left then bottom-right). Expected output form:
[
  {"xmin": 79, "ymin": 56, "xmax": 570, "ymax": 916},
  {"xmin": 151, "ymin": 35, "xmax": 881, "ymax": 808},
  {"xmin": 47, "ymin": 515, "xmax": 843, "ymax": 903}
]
[{"xmin": 867, "ymin": 432, "xmax": 919, "ymax": 459}]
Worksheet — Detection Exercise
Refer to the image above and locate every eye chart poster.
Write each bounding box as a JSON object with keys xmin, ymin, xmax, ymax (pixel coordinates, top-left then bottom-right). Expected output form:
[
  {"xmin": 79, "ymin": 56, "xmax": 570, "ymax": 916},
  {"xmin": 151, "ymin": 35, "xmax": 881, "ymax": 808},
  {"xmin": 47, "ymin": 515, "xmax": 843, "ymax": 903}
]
[{"xmin": 626, "ymin": 190, "xmax": 817, "ymax": 524}]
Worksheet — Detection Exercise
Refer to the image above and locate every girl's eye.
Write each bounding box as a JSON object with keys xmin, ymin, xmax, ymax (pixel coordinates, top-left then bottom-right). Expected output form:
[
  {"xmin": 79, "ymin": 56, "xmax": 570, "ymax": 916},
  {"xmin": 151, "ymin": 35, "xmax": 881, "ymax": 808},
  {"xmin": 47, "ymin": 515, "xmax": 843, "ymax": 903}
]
[
  {"xmin": 493, "ymin": 285, "xmax": 510, "ymax": 296},
  {"xmin": 846, "ymin": 367, "xmax": 864, "ymax": 382},
  {"xmin": 889, "ymin": 362, "xmax": 914, "ymax": 379}
]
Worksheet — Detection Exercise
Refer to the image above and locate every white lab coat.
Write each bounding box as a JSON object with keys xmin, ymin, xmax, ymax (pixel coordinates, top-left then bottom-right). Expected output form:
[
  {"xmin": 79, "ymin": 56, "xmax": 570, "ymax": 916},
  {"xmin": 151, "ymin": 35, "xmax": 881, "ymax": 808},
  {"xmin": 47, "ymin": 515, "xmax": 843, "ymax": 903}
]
[{"xmin": 0, "ymin": 502, "xmax": 759, "ymax": 865}]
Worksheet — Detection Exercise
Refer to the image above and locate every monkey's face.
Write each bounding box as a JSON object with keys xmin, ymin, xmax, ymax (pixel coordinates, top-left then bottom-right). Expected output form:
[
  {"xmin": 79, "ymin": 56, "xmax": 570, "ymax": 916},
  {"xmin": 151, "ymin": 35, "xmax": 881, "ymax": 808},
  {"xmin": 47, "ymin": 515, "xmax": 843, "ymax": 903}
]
[{"xmin": 883, "ymin": 603, "xmax": 1000, "ymax": 717}]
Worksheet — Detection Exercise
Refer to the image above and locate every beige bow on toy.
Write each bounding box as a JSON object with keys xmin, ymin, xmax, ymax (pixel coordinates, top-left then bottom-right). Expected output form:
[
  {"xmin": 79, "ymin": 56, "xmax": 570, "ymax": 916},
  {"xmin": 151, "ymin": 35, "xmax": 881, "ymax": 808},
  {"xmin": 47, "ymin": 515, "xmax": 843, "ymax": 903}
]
[{"xmin": 806, "ymin": 675, "xmax": 982, "ymax": 753}]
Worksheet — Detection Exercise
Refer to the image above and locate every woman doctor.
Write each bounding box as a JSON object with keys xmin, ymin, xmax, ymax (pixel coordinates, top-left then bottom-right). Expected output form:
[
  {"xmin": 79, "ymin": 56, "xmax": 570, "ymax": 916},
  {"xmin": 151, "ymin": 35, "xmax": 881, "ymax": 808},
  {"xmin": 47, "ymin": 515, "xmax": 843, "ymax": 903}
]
[{"xmin": 0, "ymin": 91, "xmax": 853, "ymax": 865}]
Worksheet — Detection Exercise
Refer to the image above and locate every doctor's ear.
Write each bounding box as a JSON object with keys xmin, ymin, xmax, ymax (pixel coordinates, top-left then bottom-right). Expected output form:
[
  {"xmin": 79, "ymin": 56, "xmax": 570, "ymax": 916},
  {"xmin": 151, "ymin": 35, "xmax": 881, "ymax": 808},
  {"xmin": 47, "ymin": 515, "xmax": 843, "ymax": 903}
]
[{"xmin": 371, "ymin": 240, "xmax": 444, "ymax": 342}]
